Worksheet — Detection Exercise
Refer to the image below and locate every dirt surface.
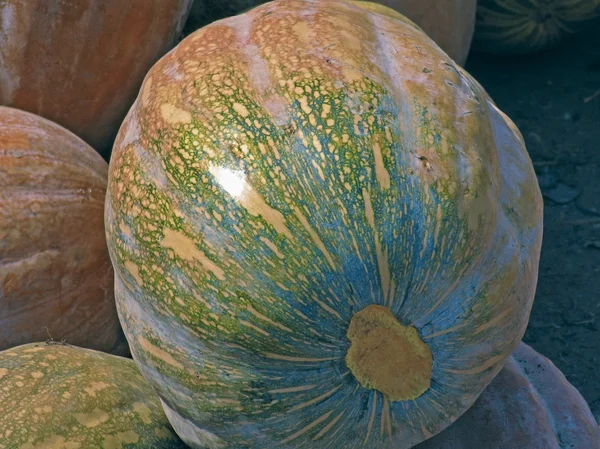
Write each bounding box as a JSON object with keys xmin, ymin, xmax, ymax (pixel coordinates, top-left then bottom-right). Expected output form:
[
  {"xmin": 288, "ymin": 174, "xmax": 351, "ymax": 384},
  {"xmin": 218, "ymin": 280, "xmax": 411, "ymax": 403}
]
[{"xmin": 465, "ymin": 20, "xmax": 600, "ymax": 417}]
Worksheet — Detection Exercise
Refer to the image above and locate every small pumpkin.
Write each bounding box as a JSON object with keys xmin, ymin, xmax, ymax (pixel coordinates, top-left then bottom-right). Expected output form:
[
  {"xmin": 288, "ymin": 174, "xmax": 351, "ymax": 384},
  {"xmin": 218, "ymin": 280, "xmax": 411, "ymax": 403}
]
[
  {"xmin": 474, "ymin": 0, "xmax": 599, "ymax": 54},
  {"xmin": 0, "ymin": 106, "xmax": 127, "ymax": 355},
  {"xmin": 0, "ymin": 0, "xmax": 193, "ymax": 155},
  {"xmin": 106, "ymin": 1, "xmax": 543, "ymax": 448},
  {"xmin": 416, "ymin": 342, "xmax": 600, "ymax": 448},
  {"xmin": 0, "ymin": 342, "xmax": 188, "ymax": 448},
  {"xmin": 186, "ymin": 0, "xmax": 476, "ymax": 65}
]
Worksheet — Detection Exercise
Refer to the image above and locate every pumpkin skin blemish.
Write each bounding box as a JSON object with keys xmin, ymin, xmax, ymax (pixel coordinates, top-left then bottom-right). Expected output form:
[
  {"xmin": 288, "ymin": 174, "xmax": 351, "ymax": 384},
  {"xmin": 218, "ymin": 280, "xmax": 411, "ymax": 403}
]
[{"xmin": 345, "ymin": 305, "xmax": 432, "ymax": 401}]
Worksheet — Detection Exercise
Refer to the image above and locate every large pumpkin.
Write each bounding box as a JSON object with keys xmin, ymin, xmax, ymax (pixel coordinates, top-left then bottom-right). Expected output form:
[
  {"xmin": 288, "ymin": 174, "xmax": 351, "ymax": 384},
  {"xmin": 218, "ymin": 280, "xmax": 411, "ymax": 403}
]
[
  {"xmin": 0, "ymin": 0, "xmax": 193, "ymax": 155},
  {"xmin": 0, "ymin": 106, "xmax": 127, "ymax": 355},
  {"xmin": 0, "ymin": 342, "xmax": 188, "ymax": 448},
  {"xmin": 474, "ymin": 0, "xmax": 599, "ymax": 54},
  {"xmin": 416, "ymin": 342, "xmax": 600, "ymax": 448},
  {"xmin": 105, "ymin": 1, "xmax": 543, "ymax": 448},
  {"xmin": 186, "ymin": 0, "xmax": 476, "ymax": 65}
]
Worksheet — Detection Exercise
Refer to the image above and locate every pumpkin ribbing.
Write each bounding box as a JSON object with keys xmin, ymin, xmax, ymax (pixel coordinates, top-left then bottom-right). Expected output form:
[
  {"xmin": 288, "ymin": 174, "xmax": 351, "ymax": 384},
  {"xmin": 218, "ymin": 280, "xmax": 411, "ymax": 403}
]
[
  {"xmin": 106, "ymin": 1, "xmax": 543, "ymax": 447},
  {"xmin": 186, "ymin": 0, "xmax": 476, "ymax": 65}
]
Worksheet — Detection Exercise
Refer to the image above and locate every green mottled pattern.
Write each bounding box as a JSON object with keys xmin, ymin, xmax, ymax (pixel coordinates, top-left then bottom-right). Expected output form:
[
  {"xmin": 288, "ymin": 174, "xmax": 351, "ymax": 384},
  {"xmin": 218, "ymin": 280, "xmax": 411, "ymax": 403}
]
[
  {"xmin": 0, "ymin": 343, "xmax": 187, "ymax": 449},
  {"xmin": 474, "ymin": 0, "xmax": 599, "ymax": 54},
  {"xmin": 105, "ymin": 1, "xmax": 543, "ymax": 448}
]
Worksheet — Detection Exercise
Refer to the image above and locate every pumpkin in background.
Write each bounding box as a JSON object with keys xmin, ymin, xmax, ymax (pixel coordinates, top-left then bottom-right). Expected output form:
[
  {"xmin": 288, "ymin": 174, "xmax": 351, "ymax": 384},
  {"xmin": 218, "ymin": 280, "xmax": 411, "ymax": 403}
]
[
  {"xmin": 185, "ymin": 0, "xmax": 476, "ymax": 65},
  {"xmin": 0, "ymin": 342, "xmax": 188, "ymax": 448},
  {"xmin": 416, "ymin": 342, "xmax": 600, "ymax": 448},
  {"xmin": 106, "ymin": 1, "xmax": 543, "ymax": 447},
  {"xmin": 0, "ymin": 106, "xmax": 128, "ymax": 355},
  {"xmin": 474, "ymin": 0, "xmax": 599, "ymax": 54},
  {"xmin": 0, "ymin": 0, "xmax": 193, "ymax": 156}
]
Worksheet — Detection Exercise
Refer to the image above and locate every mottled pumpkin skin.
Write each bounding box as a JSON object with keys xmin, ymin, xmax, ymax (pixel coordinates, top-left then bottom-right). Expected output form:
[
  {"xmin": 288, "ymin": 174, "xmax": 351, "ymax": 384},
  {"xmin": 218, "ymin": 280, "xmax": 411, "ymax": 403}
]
[
  {"xmin": 106, "ymin": 1, "xmax": 543, "ymax": 448},
  {"xmin": 0, "ymin": 107, "xmax": 127, "ymax": 355},
  {"xmin": 362, "ymin": 0, "xmax": 477, "ymax": 65},
  {"xmin": 0, "ymin": 0, "xmax": 193, "ymax": 155},
  {"xmin": 474, "ymin": 0, "xmax": 599, "ymax": 54},
  {"xmin": 0, "ymin": 343, "xmax": 188, "ymax": 449},
  {"xmin": 186, "ymin": 0, "xmax": 476, "ymax": 65},
  {"xmin": 416, "ymin": 343, "xmax": 600, "ymax": 448}
]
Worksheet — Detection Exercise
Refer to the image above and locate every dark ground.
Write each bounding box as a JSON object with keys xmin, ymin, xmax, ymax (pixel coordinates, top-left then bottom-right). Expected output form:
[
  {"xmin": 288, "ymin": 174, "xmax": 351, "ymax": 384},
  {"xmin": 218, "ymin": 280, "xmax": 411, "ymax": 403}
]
[{"xmin": 465, "ymin": 20, "xmax": 600, "ymax": 418}]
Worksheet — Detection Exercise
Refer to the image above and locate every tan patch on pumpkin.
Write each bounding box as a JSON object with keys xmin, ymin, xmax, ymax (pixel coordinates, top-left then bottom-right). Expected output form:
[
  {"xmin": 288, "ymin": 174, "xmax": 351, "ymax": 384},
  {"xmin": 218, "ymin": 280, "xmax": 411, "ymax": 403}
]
[
  {"xmin": 292, "ymin": 21, "xmax": 314, "ymax": 44},
  {"xmin": 258, "ymin": 237, "xmax": 284, "ymax": 260},
  {"xmin": 101, "ymin": 430, "xmax": 139, "ymax": 449},
  {"xmin": 74, "ymin": 408, "xmax": 110, "ymax": 428},
  {"xmin": 209, "ymin": 165, "xmax": 294, "ymax": 240},
  {"xmin": 18, "ymin": 435, "xmax": 80, "ymax": 449},
  {"xmin": 372, "ymin": 141, "xmax": 391, "ymax": 189},
  {"xmin": 133, "ymin": 402, "xmax": 152, "ymax": 424},
  {"xmin": 345, "ymin": 305, "xmax": 432, "ymax": 401},
  {"xmin": 161, "ymin": 229, "xmax": 225, "ymax": 280},
  {"xmin": 84, "ymin": 381, "xmax": 110, "ymax": 397},
  {"xmin": 160, "ymin": 104, "xmax": 192, "ymax": 124},
  {"xmin": 137, "ymin": 336, "xmax": 184, "ymax": 370},
  {"xmin": 124, "ymin": 261, "xmax": 143, "ymax": 286},
  {"xmin": 119, "ymin": 222, "xmax": 132, "ymax": 239},
  {"xmin": 33, "ymin": 405, "xmax": 52, "ymax": 414},
  {"xmin": 233, "ymin": 102, "xmax": 250, "ymax": 118},
  {"xmin": 292, "ymin": 207, "xmax": 337, "ymax": 270}
]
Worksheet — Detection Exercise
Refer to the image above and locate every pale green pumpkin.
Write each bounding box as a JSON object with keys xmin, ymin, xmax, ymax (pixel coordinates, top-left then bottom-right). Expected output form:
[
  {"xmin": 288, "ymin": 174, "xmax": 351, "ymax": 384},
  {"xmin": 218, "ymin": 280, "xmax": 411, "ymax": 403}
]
[
  {"xmin": 105, "ymin": 1, "xmax": 543, "ymax": 448},
  {"xmin": 0, "ymin": 342, "xmax": 187, "ymax": 449}
]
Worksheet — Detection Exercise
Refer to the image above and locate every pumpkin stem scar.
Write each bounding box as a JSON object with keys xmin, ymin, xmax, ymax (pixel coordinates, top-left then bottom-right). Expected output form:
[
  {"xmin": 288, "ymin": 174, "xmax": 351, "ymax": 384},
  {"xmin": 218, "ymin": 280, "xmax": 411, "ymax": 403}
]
[{"xmin": 345, "ymin": 305, "xmax": 432, "ymax": 401}]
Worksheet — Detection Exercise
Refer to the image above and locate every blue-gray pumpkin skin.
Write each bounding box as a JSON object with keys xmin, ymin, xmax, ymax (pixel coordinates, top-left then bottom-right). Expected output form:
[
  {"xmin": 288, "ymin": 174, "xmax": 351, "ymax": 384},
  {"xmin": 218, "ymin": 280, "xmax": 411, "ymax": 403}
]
[
  {"xmin": 417, "ymin": 342, "xmax": 600, "ymax": 448},
  {"xmin": 105, "ymin": 1, "xmax": 543, "ymax": 448}
]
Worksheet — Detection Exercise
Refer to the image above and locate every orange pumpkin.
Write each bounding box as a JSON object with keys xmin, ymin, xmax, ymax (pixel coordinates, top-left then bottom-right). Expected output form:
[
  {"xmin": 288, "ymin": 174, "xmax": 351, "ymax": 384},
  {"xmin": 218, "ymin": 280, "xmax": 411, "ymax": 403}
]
[
  {"xmin": 0, "ymin": 106, "xmax": 128, "ymax": 355},
  {"xmin": 0, "ymin": 0, "xmax": 193, "ymax": 155}
]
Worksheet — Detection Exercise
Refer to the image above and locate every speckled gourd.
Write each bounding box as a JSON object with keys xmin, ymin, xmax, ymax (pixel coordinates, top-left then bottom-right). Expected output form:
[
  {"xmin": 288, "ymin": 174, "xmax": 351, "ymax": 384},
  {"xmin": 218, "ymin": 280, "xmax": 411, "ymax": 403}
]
[
  {"xmin": 474, "ymin": 0, "xmax": 599, "ymax": 54},
  {"xmin": 0, "ymin": 342, "xmax": 188, "ymax": 448},
  {"xmin": 185, "ymin": 0, "xmax": 477, "ymax": 65},
  {"xmin": 416, "ymin": 342, "xmax": 600, "ymax": 448},
  {"xmin": 105, "ymin": 1, "xmax": 543, "ymax": 448},
  {"xmin": 0, "ymin": 0, "xmax": 193, "ymax": 155},
  {"xmin": 0, "ymin": 106, "xmax": 127, "ymax": 355}
]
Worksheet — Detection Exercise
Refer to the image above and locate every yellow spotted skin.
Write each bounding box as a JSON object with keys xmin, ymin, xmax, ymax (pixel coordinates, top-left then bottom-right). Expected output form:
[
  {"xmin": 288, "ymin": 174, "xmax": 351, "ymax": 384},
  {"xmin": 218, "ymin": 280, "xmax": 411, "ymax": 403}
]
[
  {"xmin": 0, "ymin": 343, "xmax": 186, "ymax": 449},
  {"xmin": 105, "ymin": 1, "xmax": 543, "ymax": 448}
]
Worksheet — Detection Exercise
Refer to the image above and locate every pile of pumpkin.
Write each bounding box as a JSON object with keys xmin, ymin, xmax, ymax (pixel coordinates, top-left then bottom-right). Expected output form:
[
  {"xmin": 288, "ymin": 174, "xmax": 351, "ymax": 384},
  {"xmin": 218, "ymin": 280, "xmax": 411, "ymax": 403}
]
[{"xmin": 1, "ymin": 1, "xmax": 599, "ymax": 448}]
